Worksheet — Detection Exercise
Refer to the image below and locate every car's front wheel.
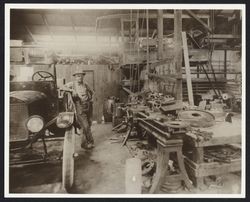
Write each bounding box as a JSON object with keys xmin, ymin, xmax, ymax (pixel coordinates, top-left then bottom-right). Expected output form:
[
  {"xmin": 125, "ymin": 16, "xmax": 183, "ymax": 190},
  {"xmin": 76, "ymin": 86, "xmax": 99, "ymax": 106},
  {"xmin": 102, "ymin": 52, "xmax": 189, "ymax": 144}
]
[{"xmin": 62, "ymin": 126, "xmax": 75, "ymax": 192}]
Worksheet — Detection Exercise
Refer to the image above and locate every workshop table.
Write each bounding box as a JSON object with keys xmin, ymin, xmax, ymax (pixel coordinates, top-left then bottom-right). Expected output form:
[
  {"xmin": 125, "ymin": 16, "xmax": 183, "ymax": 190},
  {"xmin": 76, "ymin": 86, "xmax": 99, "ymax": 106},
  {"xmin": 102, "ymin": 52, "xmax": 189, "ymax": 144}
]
[
  {"xmin": 183, "ymin": 115, "xmax": 242, "ymax": 188},
  {"xmin": 126, "ymin": 108, "xmax": 193, "ymax": 193}
]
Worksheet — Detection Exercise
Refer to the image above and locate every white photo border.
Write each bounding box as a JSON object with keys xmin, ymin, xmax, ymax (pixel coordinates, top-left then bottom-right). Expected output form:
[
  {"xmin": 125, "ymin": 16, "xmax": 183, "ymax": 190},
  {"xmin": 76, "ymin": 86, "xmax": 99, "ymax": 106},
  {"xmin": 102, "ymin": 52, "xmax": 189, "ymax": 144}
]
[{"xmin": 4, "ymin": 3, "xmax": 246, "ymax": 198}]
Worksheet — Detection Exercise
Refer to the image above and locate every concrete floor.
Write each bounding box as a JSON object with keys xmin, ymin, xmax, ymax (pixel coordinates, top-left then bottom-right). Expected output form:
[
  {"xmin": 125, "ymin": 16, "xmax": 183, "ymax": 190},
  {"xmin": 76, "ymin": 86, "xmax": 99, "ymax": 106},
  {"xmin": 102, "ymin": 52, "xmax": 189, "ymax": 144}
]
[
  {"xmin": 10, "ymin": 123, "xmax": 130, "ymax": 194},
  {"xmin": 9, "ymin": 123, "xmax": 241, "ymax": 195}
]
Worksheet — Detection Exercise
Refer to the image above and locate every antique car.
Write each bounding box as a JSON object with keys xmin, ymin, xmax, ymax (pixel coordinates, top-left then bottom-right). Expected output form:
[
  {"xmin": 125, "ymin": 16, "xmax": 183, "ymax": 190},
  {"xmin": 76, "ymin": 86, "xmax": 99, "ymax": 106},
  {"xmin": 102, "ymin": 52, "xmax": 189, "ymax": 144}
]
[{"xmin": 9, "ymin": 63, "xmax": 77, "ymax": 191}]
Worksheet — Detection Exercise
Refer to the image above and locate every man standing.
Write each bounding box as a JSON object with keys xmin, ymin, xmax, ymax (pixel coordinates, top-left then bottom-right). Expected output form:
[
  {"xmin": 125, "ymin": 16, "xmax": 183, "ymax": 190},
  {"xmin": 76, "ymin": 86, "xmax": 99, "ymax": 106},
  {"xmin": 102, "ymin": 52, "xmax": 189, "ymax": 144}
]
[{"xmin": 64, "ymin": 70, "xmax": 94, "ymax": 149}]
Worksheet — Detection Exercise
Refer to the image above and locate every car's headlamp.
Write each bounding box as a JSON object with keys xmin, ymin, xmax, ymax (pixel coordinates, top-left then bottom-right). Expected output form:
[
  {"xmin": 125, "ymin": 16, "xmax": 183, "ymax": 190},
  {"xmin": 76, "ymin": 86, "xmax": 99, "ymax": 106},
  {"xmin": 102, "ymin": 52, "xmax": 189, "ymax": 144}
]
[
  {"xmin": 56, "ymin": 112, "xmax": 74, "ymax": 128},
  {"xmin": 26, "ymin": 115, "xmax": 44, "ymax": 133}
]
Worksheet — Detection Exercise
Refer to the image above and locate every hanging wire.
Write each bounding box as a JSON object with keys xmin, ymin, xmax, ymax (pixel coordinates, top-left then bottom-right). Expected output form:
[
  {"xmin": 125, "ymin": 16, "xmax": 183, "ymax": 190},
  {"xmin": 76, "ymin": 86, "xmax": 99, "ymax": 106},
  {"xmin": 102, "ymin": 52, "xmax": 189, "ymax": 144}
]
[
  {"xmin": 131, "ymin": 10, "xmax": 135, "ymax": 93},
  {"xmin": 146, "ymin": 9, "xmax": 149, "ymax": 89},
  {"xmin": 129, "ymin": 9, "xmax": 133, "ymax": 92},
  {"xmin": 208, "ymin": 10, "xmax": 221, "ymax": 97},
  {"xmin": 139, "ymin": 10, "xmax": 146, "ymax": 91}
]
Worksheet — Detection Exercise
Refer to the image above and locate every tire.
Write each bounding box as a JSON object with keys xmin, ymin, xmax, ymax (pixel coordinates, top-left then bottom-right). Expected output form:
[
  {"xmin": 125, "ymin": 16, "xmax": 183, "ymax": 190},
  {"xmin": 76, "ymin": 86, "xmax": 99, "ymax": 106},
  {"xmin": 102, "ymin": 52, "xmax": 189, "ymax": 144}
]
[{"xmin": 62, "ymin": 126, "xmax": 75, "ymax": 192}]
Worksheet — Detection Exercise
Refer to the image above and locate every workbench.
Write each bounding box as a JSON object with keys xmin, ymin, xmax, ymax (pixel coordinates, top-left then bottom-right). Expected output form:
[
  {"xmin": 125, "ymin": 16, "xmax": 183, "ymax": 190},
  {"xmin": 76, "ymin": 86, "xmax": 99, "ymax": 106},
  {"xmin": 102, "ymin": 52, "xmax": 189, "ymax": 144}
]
[
  {"xmin": 183, "ymin": 114, "xmax": 241, "ymax": 188},
  {"xmin": 126, "ymin": 107, "xmax": 193, "ymax": 193}
]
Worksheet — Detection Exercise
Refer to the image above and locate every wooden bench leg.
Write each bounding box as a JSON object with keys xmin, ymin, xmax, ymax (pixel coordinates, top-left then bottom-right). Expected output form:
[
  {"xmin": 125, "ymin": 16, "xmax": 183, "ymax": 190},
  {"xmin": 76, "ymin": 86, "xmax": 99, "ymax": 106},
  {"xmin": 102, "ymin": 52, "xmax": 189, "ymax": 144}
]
[
  {"xmin": 193, "ymin": 147, "xmax": 204, "ymax": 164},
  {"xmin": 177, "ymin": 150, "xmax": 193, "ymax": 190},
  {"xmin": 149, "ymin": 143, "xmax": 169, "ymax": 194},
  {"xmin": 192, "ymin": 147, "xmax": 205, "ymax": 189}
]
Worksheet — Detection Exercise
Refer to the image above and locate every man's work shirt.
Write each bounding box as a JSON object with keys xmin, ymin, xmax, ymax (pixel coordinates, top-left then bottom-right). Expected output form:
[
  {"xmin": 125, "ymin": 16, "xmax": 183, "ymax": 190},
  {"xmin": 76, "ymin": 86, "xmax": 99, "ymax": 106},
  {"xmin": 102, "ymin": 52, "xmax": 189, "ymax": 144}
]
[{"xmin": 65, "ymin": 81, "xmax": 93, "ymax": 102}]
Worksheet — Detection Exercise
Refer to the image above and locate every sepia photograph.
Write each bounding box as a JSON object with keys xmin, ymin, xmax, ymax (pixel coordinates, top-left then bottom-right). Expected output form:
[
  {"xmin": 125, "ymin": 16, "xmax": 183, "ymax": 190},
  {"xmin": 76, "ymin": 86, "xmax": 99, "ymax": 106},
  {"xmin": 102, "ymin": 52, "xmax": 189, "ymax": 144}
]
[{"xmin": 4, "ymin": 4, "xmax": 245, "ymax": 197}]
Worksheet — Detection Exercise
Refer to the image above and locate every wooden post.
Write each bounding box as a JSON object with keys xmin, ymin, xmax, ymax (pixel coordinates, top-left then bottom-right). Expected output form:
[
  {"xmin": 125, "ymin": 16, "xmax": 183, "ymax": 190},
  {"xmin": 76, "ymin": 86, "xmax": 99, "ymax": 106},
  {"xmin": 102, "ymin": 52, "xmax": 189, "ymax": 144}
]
[
  {"xmin": 121, "ymin": 18, "xmax": 124, "ymax": 42},
  {"xmin": 145, "ymin": 9, "xmax": 150, "ymax": 90},
  {"xmin": 125, "ymin": 158, "xmax": 142, "ymax": 194},
  {"xmin": 174, "ymin": 10, "xmax": 182, "ymax": 101},
  {"xmin": 224, "ymin": 49, "xmax": 227, "ymax": 78},
  {"xmin": 157, "ymin": 10, "xmax": 163, "ymax": 60},
  {"xmin": 121, "ymin": 18, "xmax": 125, "ymax": 64},
  {"xmin": 182, "ymin": 31, "xmax": 194, "ymax": 106}
]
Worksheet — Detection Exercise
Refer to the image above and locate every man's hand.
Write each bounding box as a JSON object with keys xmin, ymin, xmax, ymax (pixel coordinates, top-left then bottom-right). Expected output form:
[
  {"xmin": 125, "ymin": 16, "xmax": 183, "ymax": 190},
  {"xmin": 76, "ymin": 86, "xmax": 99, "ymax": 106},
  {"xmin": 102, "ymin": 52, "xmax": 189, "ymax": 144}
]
[
  {"xmin": 60, "ymin": 86, "xmax": 72, "ymax": 92},
  {"xmin": 72, "ymin": 90, "xmax": 78, "ymax": 98},
  {"xmin": 60, "ymin": 87, "xmax": 78, "ymax": 97}
]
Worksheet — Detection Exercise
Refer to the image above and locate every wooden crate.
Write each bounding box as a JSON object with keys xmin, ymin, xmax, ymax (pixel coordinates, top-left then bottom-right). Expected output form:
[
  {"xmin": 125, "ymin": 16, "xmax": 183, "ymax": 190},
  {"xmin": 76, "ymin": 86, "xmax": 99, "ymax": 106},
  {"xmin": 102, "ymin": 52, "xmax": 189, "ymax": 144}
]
[{"xmin": 184, "ymin": 156, "xmax": 241, "ymax": 178}]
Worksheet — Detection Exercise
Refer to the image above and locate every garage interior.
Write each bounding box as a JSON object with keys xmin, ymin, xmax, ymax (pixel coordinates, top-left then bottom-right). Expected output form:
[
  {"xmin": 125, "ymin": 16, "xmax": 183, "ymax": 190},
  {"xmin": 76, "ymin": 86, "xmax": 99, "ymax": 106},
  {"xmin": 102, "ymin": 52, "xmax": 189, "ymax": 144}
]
[{"xmin": 9, "ymin": 8, "xmax": 242, "ymax": 194}]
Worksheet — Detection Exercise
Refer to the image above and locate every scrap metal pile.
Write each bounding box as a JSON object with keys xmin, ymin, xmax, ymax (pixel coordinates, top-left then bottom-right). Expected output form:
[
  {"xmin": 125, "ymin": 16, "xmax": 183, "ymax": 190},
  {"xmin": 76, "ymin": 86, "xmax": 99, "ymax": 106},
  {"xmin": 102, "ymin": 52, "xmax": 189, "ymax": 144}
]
[
  {"xmin": 112, "ymin": 91, "xmax": 217, "ymax": 142},
  {"xmin": 189, "ymin": 128, "xmax": 213, "ymax": 142},
  {"xmin": 204, "ymin": 145, "xmax": 241, "ymax": 164},
  {"xmin": 197, "ymin": 90, "xmax": 241, "ymax": 113},
  {"xmin": 113, "ymin": 91, "xmax": 189, "ymax": 141}
]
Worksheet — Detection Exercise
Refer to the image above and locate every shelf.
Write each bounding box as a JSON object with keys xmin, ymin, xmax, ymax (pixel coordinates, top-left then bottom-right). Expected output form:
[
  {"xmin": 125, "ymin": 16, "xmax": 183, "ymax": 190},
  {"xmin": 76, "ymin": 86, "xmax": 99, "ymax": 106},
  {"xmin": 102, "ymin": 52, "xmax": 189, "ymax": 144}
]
[
  {"xmin": 148, "ymin": 73, "xmax": 179, "ymax": 82},
  {"xmin": 182, "ymin": 78, "xmax": 227, "ymax": 83}
]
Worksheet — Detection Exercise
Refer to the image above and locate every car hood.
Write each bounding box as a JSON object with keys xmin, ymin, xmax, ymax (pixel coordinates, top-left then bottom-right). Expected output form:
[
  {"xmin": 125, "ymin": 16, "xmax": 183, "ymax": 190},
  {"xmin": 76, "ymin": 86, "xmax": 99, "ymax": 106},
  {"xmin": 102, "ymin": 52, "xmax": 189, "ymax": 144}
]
[{"xmin": 10, "ymin": 90, "xmax": 47, "ymax": 104}]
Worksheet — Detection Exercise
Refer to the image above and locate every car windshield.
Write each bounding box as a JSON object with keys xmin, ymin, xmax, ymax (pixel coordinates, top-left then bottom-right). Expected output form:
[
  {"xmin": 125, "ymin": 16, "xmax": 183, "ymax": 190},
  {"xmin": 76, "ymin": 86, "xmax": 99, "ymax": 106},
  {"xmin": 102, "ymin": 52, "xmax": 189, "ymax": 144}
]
[{"xmin": 10, "ymin": 65, "xmax": 54, "ymax": 82}]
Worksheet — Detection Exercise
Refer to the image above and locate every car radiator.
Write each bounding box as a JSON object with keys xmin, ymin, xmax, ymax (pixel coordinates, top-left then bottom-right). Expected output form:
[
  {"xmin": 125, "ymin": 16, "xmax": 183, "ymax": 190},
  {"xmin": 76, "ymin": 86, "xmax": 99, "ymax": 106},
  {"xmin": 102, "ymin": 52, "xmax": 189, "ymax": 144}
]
[{"xmin": 10, "ymin": 103, "xmax": 29, "ymax": 141}]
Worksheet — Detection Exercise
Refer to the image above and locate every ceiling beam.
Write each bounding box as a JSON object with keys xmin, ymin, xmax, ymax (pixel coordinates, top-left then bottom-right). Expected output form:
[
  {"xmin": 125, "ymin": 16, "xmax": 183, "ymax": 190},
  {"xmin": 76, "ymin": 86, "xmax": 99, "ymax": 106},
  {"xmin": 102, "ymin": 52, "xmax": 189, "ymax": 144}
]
[
  {"xmin": 96, "ymin": 12, "xmax": 210, "ymax": 30},
  {"xmin": 24, "ymin": 25, "xmax": 37, "ymax": 43},
  {"xmin": 96, "ymin": 12, "xmax": 209, "ymax": 21},
  {"xmin": 41, "ymin": 14, "xmax": 54, "ymax": 41}
]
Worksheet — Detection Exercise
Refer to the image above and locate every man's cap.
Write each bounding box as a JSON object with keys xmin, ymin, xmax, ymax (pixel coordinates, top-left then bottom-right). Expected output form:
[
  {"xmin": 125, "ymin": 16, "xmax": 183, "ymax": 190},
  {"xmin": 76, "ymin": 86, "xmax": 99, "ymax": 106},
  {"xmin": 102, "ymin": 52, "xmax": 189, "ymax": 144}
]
[{"xmin": 73, "ymin": 70, "xmax": 86, "ymax": 76}]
